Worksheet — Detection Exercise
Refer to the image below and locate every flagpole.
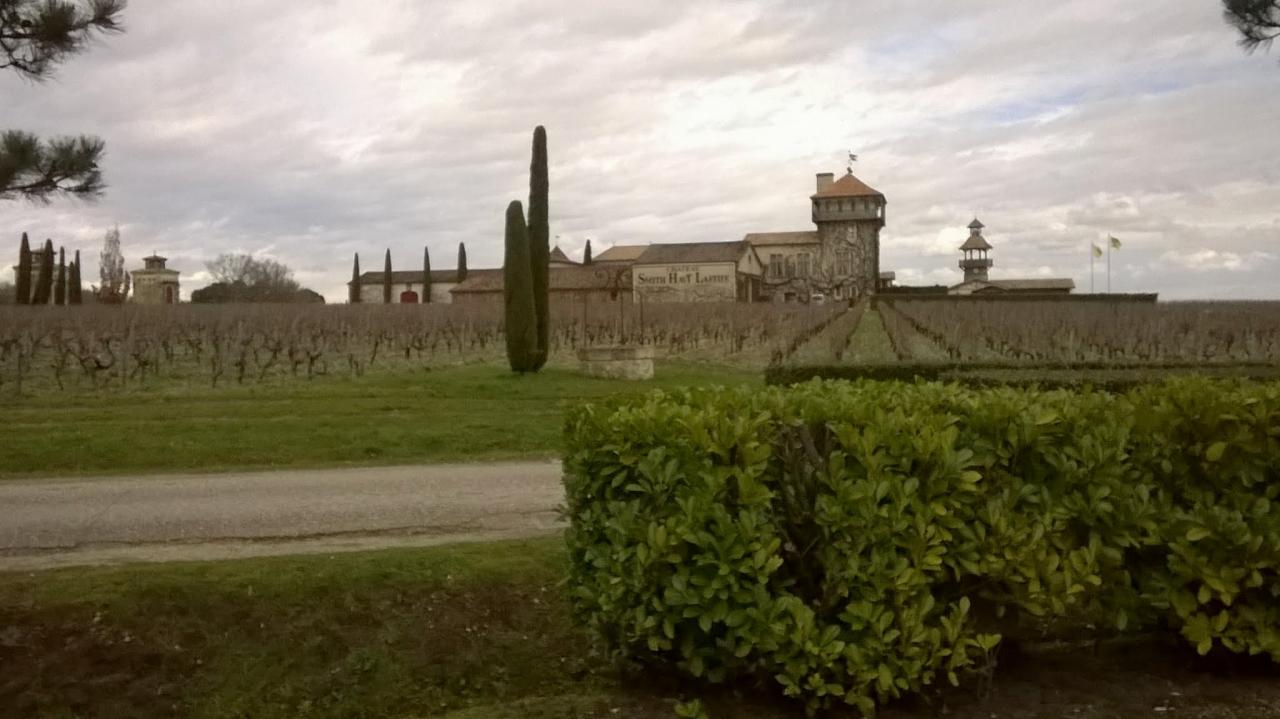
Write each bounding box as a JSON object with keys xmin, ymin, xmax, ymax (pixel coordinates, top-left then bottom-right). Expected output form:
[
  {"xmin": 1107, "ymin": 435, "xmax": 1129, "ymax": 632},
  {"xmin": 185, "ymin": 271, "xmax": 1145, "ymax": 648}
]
[
  {"xmin": 1090, "ymin": 242, "xmax": 1095, "ymax": 294},
  {"xmin": 1107, "ymin": 236, "xmax": 1112, "ymax": 294}
]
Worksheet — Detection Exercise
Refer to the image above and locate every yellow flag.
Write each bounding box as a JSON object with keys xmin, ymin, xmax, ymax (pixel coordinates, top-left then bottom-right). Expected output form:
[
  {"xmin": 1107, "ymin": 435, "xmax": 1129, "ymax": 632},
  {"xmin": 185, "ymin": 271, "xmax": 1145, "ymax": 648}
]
[
  {"xmin": 1092, "ymin": 244, "xmax": 1104, "ymax": 258},
  {"xmin": 1110, "ymin": 235, "xmax": 1122, "ymax": 249}
]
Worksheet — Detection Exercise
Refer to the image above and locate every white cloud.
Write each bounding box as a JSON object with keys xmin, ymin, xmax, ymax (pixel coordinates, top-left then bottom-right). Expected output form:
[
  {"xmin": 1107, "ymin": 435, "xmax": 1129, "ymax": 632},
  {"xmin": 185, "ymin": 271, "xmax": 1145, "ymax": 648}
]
[
  {"xmin": 1158, "ymin": 249, "xmax": 1279, "ymax": 272},
  {"xmin": 2, "ymin": 0, "xmax": 1278, "ymax": 301}
]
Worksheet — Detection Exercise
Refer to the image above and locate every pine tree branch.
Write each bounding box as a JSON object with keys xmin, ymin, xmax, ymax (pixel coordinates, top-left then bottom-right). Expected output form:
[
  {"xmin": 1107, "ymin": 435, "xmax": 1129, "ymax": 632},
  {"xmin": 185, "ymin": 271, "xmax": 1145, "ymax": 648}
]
[
  {"xmin": 0, "ymin": 129, "xmax": 105, "ymax": 201},
  {"xmin": 0, "ymin": 0, "xmax": 126, "ymax": 80},
  {"xmin": 1223, "ymin": 0, "xmax": 1280, "ymax": 53}
]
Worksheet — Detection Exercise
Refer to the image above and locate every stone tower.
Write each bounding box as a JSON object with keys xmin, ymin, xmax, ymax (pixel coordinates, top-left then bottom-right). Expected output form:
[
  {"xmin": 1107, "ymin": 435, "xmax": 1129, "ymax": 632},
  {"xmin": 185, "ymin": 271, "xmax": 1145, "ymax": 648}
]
[
  {"xmin": 811, "ymin": 170, "xmax": 886, "ymax": 300},
  {"xmin": 958, "ymin": 218, "xmax": 993, "ymax": 282},
  {"xmin": 131, "ymin": 255, "xmax": 181, "ymax": 304}
]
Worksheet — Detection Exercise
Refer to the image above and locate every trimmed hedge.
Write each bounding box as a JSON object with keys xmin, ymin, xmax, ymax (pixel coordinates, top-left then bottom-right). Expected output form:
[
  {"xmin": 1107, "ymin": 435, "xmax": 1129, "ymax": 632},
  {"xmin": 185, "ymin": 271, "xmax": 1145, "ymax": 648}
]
[
  {"xmin": 765, "ymin": 361, "xmax": 1280, "ymax": 392},
  {"xmin": 562, "ymin": 379, "xmax": 1280, "ymax": 714}
]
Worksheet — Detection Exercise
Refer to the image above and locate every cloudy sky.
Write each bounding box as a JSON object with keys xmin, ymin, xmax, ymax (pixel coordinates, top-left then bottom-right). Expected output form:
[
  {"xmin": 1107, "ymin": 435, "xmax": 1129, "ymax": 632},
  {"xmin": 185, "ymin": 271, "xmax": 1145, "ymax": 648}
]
[{"xmin": 3, "ymin": 0, "xmax": 1278, "ymax": 300}]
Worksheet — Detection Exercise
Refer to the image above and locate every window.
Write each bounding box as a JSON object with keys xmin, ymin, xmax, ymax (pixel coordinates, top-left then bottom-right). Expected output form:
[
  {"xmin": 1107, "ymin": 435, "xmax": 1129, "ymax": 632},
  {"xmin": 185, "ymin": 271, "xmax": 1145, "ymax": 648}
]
[
  {"xmin": 798, "ymin": 253, "xmax": 811, "ymax": 278},
  {"xmin": 769, "ymin": 254, "xmax": 782, "ymax": 279},
  {"xmin": 836, "ymin": 250, "xmax": 851, "ymax": 277}
]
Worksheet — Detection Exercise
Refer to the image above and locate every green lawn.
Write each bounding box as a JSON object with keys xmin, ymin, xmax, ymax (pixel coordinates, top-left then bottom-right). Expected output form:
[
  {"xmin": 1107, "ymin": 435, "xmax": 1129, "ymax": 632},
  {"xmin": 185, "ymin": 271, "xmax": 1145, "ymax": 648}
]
[
  {"xmin": 0, "ymin": 361, "xmax": 759, "ymax": 478},
  {"xmin": 5, "ymin": 538, "xmax": 1279, "ymax": 719},
  {"xmin": 843, "ymin": 308, "xmax": 898, "ymax": 364}
]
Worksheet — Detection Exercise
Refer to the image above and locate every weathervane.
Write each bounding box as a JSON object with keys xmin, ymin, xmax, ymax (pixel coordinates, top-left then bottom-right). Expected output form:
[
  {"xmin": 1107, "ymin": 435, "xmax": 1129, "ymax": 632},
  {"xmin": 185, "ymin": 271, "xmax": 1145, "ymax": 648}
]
[{"xmin": 846, "ymin": 151, "xmax": 858, "ymax": 174}]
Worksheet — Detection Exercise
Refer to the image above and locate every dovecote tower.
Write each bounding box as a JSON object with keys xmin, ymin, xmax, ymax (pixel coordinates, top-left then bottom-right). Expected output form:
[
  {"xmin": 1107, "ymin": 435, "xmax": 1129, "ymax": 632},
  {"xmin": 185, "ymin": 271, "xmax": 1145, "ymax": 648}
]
[
  {"xmin": 131, "ymin": 255, "xmax": 181, "ymax": 304},
  {"xmin": 959, "ymin": 218, "xmax": 993, "ymax": 282},
  {"xmin": 810, "ymin": 170, "xmax": 886, "ymax": 300}
]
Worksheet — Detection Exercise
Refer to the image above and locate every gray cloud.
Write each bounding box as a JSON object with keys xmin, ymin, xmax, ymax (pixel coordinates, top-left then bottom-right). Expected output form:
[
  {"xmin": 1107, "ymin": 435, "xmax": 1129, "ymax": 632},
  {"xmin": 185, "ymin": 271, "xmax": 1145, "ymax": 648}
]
[{"xmin": 2, "ymin": 0, "xmax": 1278, "ymax": 301}]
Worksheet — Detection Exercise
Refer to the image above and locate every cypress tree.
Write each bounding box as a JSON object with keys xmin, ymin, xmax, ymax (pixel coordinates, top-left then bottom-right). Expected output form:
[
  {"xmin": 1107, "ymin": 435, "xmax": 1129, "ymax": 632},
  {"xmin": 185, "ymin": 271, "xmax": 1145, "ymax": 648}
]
[
  {"xmin": 503, "ymin": 201, "xmax": 537, "ymax": 373},
  {"xmin": 457, "ymin": 242, "xmax": 468, "ymax": 281},
  {"xmin": 15, "ymin": 233, "xmax": 31, "ymax": 304},
  {"xmin": 382, "ymin": 249, "xmax": 393, "ymax": 304},
  {"xmin": 349, "ymin": 253, "xmax": 361, "ymax": 303},
  {"xmin": 32, "ymin": 239, "xmax": 54, "ymax": 304},
  {"xmin": 583, "ymin": 239, "xmax": 593, "ymax": 265},
  {"xmin": 54, "ymin": 247, "xmax": 66, "ymax": 305},
  {"xmin": 422, "ymin": 246, "xmax": 432, "ymax": 303},
  {"xmin": 528, "ymin": 125, "xmax": 551, "ymax": 370},
  {"xmin": 69, "ymin": 251, "xmax": 83, "ymax": 305}
]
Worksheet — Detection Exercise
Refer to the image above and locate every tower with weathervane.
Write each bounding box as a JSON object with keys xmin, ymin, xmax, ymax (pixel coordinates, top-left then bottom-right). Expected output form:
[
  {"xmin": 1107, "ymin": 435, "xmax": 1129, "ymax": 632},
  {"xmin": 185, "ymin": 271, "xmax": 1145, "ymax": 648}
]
[
  {"xmin": 809, "ymin": 167, "xmax": 886, "ymax": 301},
  {"xmin": 959, "ymin": 218, "xmax": 993, "ymax": 282}
]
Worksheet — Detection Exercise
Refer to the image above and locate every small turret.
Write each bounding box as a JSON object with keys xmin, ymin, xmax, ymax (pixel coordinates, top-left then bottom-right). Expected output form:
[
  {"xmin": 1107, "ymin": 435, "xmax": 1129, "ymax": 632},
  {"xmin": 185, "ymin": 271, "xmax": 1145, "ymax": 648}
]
[{"xmin": 959, "ymin": 217, "xmax": 993, "ymax": 282}]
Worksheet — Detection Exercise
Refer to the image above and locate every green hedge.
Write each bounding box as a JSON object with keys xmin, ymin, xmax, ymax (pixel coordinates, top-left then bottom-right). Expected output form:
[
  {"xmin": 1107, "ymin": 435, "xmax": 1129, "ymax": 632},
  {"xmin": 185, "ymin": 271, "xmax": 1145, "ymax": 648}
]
[
  {"xmin": 562, "ymin": 379, "xmax": 1280, "ymax": 714},
  {"xmin": 765, "ymin": 361, "xmax": 1280, "ymax": 391}
]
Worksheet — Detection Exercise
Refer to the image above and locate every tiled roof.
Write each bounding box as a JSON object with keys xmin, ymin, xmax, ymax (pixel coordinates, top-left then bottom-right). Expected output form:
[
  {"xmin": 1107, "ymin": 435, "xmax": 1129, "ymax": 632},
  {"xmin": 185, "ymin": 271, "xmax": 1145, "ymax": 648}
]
[
  {"xmin": 988, "ymin": 279, "xmax": 1075, "ymax": 290},
  {"xmin": 955, "ymin": 278, "xmax": 1075, "ymax": 292},
  {"xmin": 743, "ymin": 231, "xmax": 818, "ymax": 247},
  {"xmin": 635, "ymin": 241, "xmax": 751, "ymax": 265},
  {"xmin": 811, "ymin": 172, "xmax": 884, "ymax": 200},
  {"xmin": 593, "ymin": 244, "xmax": 648, "ymax": 263},
  {"xmin": 959, "ymin": 234, "xmax": 992, "ymax": 251},
  {"xmin": 451, "ymin": 266, "xmax": 630, "ymax": 293},
  {"xmin": 550, "ymin": 246, "xmax": 579, "ymax": 265}
]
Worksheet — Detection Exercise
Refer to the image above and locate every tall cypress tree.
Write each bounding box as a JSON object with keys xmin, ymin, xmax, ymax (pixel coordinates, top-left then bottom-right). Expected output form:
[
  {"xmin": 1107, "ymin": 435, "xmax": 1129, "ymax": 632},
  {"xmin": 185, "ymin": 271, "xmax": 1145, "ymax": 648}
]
[
  {"xmin": 349, "ymin": 253, "xmax": 361, "ymax": 303},
  {"xmin": 422, "ymin": 246, "xmax": 432, "ymax": 303},
  {"xmin": 583, "ymin": 239, "xmax": 593, "ymax": 265},
  {"xmin": 528, "ymin": 126, "xmax": 551, "ymax": 370},
  {"xmin": 15, "ymin": 233, "xmax": 31, "ymax": 304},
  {"xmin": 503, "ymin": 201, "xmax": 537, "ymax": 373},
  {"xmin": 382, "ymin": 249, "xmax": 393, "ymax": 304},
  {"xmin": 54, "ymin": 247, "xmax": 66, "ymax": 305},
  {"xmin": 457, "ymin": 242, "xmax": 468, "ymax": 281},
  {"xmin": 69, "ymin": 250, "xmax": 83, "ymax": 305},
  {"xmin": 32, "ymin": 239, "xmax": 54, "ymax": 304}
]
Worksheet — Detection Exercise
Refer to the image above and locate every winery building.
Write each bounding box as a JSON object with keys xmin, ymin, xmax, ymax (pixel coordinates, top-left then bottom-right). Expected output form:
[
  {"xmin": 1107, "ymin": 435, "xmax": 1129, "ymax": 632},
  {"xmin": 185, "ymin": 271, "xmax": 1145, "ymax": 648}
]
[
  {"xmin": 630, "ymin": 240, "xmax": 763, "ymax": 303},
  {"xmin": 451, "ymin": 264, "xmax": 633, "ymax": 309},
  {"xmin": 349, "ymin": 245, "xmax": 588, "ymax": 304}
]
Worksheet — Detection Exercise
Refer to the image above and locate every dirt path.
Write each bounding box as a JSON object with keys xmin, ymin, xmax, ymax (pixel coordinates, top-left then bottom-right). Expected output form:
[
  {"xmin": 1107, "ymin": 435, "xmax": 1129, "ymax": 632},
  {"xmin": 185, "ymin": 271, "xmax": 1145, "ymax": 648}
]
[{"xmin": 0, "ymin": 461, "xmax": 565, "ymax": 571}]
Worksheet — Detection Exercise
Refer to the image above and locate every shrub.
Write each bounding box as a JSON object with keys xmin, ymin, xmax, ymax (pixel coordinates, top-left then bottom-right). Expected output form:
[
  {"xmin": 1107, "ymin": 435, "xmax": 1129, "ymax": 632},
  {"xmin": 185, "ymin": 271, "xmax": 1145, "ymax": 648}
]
[
  {"xmin": 562, "ymin": 378, "xmax": 1280, "ymax": 714},
  {"xmin": 765, "ymin": 362, "xmax": 1280, "ymax": 391}
]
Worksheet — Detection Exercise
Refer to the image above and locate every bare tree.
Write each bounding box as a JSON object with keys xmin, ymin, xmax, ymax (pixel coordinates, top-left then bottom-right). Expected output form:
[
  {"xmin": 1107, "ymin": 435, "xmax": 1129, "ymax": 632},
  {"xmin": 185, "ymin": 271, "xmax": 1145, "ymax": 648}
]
[
  {"xmin": 95, "ymin": 224, "xmax": 127, "ymax": 303},
  {"xmin": 205, "ymin": 253, "xmax": 300, "ymax": 293}
]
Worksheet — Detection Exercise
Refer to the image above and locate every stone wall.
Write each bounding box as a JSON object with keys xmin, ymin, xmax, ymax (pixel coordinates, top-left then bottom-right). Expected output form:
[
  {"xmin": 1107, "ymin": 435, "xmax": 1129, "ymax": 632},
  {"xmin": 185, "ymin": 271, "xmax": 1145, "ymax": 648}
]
[
  {"xmin": 576, "ymin": 345, "xmax": 655, "ymax": 380},
  {"xmin": 358, "ymin": 281, "xmax": 456, "ymax": 304},
  {"xmin": 815, "ymin": 221, "xmax": 879, "ymax": 301}
]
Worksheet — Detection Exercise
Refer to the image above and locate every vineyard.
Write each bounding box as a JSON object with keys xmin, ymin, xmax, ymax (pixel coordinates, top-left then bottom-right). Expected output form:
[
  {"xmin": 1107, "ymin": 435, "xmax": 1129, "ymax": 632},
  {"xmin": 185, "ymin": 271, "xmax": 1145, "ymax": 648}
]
[
  {"xmin": 776, "ymin": 299, "xmax": 1280, "ymax": 367},
  {"xmin": 0, "ymin": 302, "xmax": 839, "ymax": 395},
  {"xmin": 882, "ymin": 299, "xmax": 1280, "ymax": 363},
  {"xmin": 4, "ymin": 299, "xmax": 1279, "ymax": 396}
]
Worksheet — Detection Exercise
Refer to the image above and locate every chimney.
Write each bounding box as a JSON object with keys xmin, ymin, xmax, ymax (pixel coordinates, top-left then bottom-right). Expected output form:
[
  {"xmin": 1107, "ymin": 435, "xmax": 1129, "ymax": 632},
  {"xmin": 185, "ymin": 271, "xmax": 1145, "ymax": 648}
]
[{"xmin": 816, "ymin": 172, "xmax": 834, "ymax": 194}]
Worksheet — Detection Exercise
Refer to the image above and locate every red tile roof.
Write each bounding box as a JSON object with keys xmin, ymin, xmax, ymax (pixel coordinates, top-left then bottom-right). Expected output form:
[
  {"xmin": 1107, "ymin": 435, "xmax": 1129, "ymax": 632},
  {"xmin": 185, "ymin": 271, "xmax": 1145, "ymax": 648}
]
[{"xmin": 811, "ymin": 172, "xmax": 884, "ymax": 200}]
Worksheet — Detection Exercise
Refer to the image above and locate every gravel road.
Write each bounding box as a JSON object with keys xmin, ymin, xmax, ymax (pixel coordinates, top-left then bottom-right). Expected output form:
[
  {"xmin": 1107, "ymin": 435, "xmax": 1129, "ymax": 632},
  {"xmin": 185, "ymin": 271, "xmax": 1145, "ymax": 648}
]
[{"xmin": 0, "ymin": 461, "xmax": 565, "ymax": 571}]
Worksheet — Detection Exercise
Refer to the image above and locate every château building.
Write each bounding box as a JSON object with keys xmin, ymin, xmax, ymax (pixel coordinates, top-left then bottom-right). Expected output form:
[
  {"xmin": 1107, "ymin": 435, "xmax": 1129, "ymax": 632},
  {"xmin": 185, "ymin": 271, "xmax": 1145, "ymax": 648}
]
[{"xmin": 745, "ymin": 170, "xmax": 887, "ymax": 303}]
